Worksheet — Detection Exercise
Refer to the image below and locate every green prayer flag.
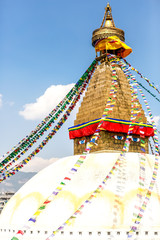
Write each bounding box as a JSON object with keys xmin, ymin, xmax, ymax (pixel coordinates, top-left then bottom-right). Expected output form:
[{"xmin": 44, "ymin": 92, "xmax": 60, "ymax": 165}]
[{"xmin": 39, "ymin": 205, "xmax": 46, "ymax": 210}]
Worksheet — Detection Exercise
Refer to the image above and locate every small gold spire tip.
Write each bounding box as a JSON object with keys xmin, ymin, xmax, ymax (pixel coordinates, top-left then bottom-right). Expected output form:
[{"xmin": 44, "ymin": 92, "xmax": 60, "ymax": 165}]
[
  {"xmin": 101, "ymin": 2, "xmax": 115, "ymax": 28},
  {"xmin": 105, "ymin": 3, "xmax": 111, "ymax": 12}
]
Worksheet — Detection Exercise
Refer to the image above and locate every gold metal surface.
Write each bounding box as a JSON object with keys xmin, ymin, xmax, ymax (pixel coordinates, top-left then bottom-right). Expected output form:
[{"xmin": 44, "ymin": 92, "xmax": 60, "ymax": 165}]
[
  {"xmin": 105, "ymin": 3, "xmax": 115, "ymax": 27},
  {"xmin": 105, "ymin": 19, "xmax": 114, "ymax": 28},
  {"xmin": 92, "ymin": 27, "xmax": 125, "ymax": 46},
  {"xmin": 92, "ymin": 3, "xmax": 125, "ymax": 47}
]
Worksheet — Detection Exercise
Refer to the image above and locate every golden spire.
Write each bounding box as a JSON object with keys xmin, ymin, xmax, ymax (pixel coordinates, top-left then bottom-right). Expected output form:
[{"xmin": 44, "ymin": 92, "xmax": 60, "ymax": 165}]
[
  {"xmin": 92, "ymin": 3, "xmax": 125, "ymax": 47},
  {"xmin": 101, "ymin": 3, "xmax": 115, "ymax": 28}
]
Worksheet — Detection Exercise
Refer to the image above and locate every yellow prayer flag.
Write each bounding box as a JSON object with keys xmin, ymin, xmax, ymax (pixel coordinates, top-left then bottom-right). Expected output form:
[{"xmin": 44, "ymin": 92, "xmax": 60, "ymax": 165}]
[
  {"xmin": 74, "ymin": 164, "xmax": 80, "ymax": 168},
  {"xmin": 141, "ymin": 144, "xmax": 146, "ymax": 148},
  {"xmin": 34, "ymin": 210, "xmax": 41, "ymax": 217},
  {"xmin": 66, "ymin": 220, "xmax": 72, "ymax": 226}
]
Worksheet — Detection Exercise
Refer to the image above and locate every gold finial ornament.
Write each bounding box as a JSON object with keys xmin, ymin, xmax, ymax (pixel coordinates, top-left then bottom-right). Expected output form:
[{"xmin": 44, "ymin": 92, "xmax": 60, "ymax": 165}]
[
  {"xmin": 102, "ymin": 3, "xmax": 115, "ymax": 28},
  {"xmin": 92, "ymin": 3, "xmax": 125, "ymax": 47}
]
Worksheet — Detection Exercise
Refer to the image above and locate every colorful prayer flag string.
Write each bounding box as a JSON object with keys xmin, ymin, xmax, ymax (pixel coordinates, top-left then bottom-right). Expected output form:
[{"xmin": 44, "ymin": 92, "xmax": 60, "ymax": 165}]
[
  {"xmin": 117, "ymin": 57, "xmax": 159, "ymax": 239},
  {"xmin": 1, "ymin": 62, "xmax": 97, "ymax": 182},
  {"xmin": 137, "ymin": 81, "xmax": 160, "ymax": 103},
  {"xmin": 0, "ymin": 60, "xmax": 97, "ymax": 169},
  {"xmin": 123, "ymin": 58, "xmax": 160, "ymax": 94},
  {"xmin": 11, "ymin": 56, "xmax": 119, "ymax": 240},
  {"xmin": 1, "ymin": 78, "xmax": 91, "ymax": 182}
]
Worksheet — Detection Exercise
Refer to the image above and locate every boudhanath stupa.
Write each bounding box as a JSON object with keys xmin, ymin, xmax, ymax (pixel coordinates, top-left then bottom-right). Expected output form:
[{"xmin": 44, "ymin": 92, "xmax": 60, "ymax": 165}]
[{"xmin": 0, "ymin": 3, "xmax": 160, "ymax": 240}]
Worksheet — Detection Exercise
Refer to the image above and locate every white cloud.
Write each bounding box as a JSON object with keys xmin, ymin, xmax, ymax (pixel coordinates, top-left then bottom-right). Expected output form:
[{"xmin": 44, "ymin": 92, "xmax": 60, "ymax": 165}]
[
  {"xmin": 21, "ymin": 156, "xmax": 59, "ymax": 172},
  {"xmin": 153, "ymin": 116, "xmax": 160, "ymax": 127},
  {"xmin": 147, "ymin": 115, "xmax": 160, "ymax": 127},
  {"xmin": 0, "ymin": 94, "xmax": 3, "ymax": 108},
  {"xmin": 19, "ymin": 84, "xmax": 74, "ymax": 120}
]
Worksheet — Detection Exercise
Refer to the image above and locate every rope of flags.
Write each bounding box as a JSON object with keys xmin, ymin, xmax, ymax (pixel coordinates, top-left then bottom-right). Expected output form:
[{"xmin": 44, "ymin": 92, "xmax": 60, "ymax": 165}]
[
  {"xmin": 111, "ymin": 56, "xmax": 142, "ymax": 226},
  {"xmin": 0, "ymin": 87, "xmax": 82, "ymax": 174},
  {"xmin": 0, "ymin": 60, "xmax": 97, "ymax": 170},
  {"xmin": 0, "ymin": 85, "xmax": 73, "ymax": 164},
  {"xmin": 0, "ymin": 61, "xmax": 97, "ymax": 183},
  {"xmin": 112, "ymin": 151, "xmax": 127, "ymax": 227},
  {"xmin": 117, "ymin": 57, "xmax": 159, "ymax": 238},
  {"xmin": 123, "ymin": 64, "xmax": 147, "ymax": 229},
  {"xmin": 0, "ymin": 77, "xmax": 91, "ymax": 182},
  {"xmin": 113, "ymin": 75, "xmax": 147, "ymax": 228},
  {"xmin": 11, "ymin": 55, "xmax": 119, "ymax": 240},
  {"xmin": 137, "ymin": 81, "xmax": 160, "ymax": 103},
  {"xmin": 0, "ymin": 82, "xmax": 87, "ymax": 182},
  {"xmin": 130, "ymin": 112, "xmax": 158, "ymax": 235},
  {"xmin": 130, "ymin": 153, "xmax": 146, "ymax": 228},
  {"xmin": 130, "ymin": 101, "xmax": 147, "ymax": 227},
  {"xmin": 129, "ymin": 78, "xmax": 147, "ymax": 229},
  {"xmin": 123, "ymin": 58, "xmax": 160, "ymax": 94},
  {"xmin": 128, "ymin": 83, "xmax": 159, "ymax": 238}
]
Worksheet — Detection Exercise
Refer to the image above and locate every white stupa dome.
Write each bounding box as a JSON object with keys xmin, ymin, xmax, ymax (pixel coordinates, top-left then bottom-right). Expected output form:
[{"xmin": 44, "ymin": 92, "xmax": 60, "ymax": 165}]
[{"xmin": 0, "ymin": 152, "xmax": 160, "ymax": 240}]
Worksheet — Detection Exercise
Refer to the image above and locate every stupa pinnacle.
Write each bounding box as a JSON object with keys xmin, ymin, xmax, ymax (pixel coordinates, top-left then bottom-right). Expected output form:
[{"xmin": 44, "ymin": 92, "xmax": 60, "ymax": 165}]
[
  {"xmin": 102, "ymin": 3, "xmax": 115, "ymax": 28},
  {"xmin": 101, "ymin": 3, "xmax": 115, "ymax": 27},
  {"xmin": 69, "ymin": 3, "xmax": 150, "ymax": 155},
  {"xmin": 92, "ymin": 2, "xmax": 125, "ymax": 49}
]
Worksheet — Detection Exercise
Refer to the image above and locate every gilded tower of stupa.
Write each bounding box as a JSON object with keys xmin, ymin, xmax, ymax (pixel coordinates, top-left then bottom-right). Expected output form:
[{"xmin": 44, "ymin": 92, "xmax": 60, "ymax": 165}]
[{"xmin": 70, "ymin": 3, "xmax": 149, "ymax": 155}]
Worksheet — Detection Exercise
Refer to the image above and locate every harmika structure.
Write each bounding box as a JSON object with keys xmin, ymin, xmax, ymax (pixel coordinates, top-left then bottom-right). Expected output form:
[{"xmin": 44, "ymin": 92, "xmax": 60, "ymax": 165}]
[{"xmin": 0, "ymin": 3, "xmax": 160, "ymax": 240}]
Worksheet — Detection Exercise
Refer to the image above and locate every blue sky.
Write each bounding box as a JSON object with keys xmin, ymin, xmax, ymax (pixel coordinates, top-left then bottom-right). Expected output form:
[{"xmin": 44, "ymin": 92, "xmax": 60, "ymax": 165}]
[{"xmin": 0, "ymin": 0, "xmax": 160, "ymax": 172}]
